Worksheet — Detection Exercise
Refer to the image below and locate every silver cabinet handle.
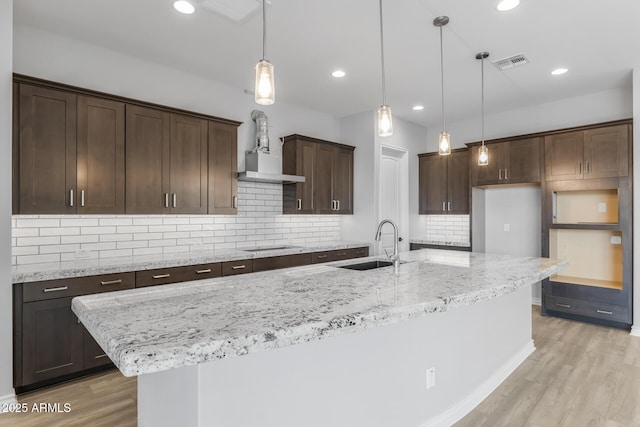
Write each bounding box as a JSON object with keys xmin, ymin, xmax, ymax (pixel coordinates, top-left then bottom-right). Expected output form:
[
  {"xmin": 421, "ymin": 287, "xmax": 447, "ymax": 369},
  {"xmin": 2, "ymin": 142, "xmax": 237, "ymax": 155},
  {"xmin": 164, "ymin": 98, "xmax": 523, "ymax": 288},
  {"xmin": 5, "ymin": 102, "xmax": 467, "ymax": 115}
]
[
  {"xmin": 505, "ymin": 169, "xmax": 508, "ymax": 180},
  {"xmin": 231, "ymin": 265, "xmax": 246, "ymax": 270},
  {"xmin": 442, "ymin": 202, "xmax": 446, "ymax": 211},
  {"xmin": 43, "ymin": 286, "xmax": 68, "ymax": 293},
  {"xmin": 94, "ymin": 354, "xmax": 108, "ymax": 360},
  {"xmin": 317, "ymin": 255, "xmax": 328, "ymax": 259},
  {"xmin": 499, "ymin": 169, "xmax": 503, "ymax": 180},
  {"xmin": 596, "ymin": 309, "xmax": 613, "ymax": 315},
  {"xmin": 448, "ymin": 201, "xmax": 451, "ymax": 211},
  {"xmin": 173, "ymin": 193, "xmax": 177, "ymax": 208},
  {"xmin": 337, "ymin": 200, "xmax": 340, "ymax": 211},
  {"xmin": 152, "ymin": 274, "xmax": 171, "ymax": 279},
  {"xmin": 70, "ymin": 189, "xmax": 74, "ymax": 207},
  {"xmin": 578, "ymin": 162, "xmax": 582, "ymax": 174},
  {"xmin": 556, "ymin": 303, "xmax": 571, "ymax": 308},
  {"xmin": 164, "ymin": 193, "xmax": 169, "ymax": 208},
  {"xmin": 81, "ymin": 190, "xmax": 85, "ymax": 207},
  {"xmin": 233, "ymin": 196, "xmax": 238, "ymax": 209},
  {"xmin": 100, "ymin": 279, "xmax": 122, "ymax": 286},
  {"xmin": 297, "ymin": 199, "xmax": 302, "ymax": 210},
  {"xmin": 586, "ymin": 161, "xmax": 590, "ymax": 174},
  {"xmin": 196, "ymin": 269, "xmax": 212, "ymax": 274}
]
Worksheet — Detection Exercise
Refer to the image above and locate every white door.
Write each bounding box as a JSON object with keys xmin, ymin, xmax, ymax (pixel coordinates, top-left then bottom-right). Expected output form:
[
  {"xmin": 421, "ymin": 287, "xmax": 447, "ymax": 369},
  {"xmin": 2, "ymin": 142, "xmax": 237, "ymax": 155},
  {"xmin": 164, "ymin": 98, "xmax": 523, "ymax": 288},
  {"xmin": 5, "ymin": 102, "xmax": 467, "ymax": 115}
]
[{"xmin": 378, "ymin": 145, "xmax": 409, "ymax": 255}]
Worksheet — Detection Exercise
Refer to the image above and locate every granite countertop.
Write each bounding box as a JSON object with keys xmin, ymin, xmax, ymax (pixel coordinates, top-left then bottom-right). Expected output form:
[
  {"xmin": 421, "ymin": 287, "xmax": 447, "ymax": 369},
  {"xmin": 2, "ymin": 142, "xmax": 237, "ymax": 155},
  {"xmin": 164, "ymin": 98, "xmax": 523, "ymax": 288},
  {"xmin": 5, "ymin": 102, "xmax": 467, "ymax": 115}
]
[
  {"xmin": 72, "ymin": 249, "xmax": 567, "ymax": 377},
  {"xmin": 410, "ymin": 239, "xmax": 471, "ymax": 248},
  {"xmin": 12, "ymin": 241, "xmax": 369, "ymax": 284}
]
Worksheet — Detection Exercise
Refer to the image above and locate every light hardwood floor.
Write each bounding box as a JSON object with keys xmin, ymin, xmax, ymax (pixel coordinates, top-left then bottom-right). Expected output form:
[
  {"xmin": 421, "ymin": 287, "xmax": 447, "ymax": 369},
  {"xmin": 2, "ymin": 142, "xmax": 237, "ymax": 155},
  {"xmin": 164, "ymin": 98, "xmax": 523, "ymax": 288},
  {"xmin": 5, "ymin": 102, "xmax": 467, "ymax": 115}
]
[{"xmin": 1, "ymin": 306, "xmax": 639, "ymax": 427}]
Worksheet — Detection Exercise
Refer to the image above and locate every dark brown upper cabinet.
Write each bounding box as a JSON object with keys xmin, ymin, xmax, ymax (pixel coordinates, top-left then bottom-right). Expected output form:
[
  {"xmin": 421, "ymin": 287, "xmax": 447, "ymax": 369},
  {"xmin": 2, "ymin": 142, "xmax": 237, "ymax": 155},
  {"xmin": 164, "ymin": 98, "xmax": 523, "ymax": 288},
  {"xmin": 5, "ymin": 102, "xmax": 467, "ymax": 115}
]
[
  {"xmin": 418, "ymin": 149, "xmax": 469, "ymax": 215},
  {"xmin": 208, "ymin": 121, "xmax": 239, "ymax": 214},
  {"xmin": 126, "ymin": 106, "xmax": 207, "ymax": 214},
  {"xmin": 282, "ymin": 135, "xmax": 354, "ymax": 215},
  {"xmin": 16, "ymin": 85, "xmax": 125, "ymax": 214},
  {"xmin": 472, "ymin": 137, "xmax": 541, "ymax": 186},
  {"xmin": 545, "ymin": 124, "xmax": 629, "ymax": 181},
  {"xmin": 17, "ymin": 84, "xmax": 77, "ymax": 214},
  {"xmin": 77, "ymin": 96, "xmax": 125, "ymax": 214}
]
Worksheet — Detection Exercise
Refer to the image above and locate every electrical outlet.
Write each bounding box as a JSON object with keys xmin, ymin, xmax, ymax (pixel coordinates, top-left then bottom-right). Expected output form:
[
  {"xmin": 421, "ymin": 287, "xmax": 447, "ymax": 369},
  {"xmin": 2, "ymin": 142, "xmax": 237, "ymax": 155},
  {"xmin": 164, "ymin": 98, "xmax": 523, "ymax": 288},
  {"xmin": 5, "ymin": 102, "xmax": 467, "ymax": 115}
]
[
  {"xmin": 598, "ymin": 203, "xmax": 607, "ymax": 213},
  {"xmin": 503, "ymin": 224, "xmax": 510, "ymax": 232},
  {"xmin": 610, "ymin": 236, "xmax": 622, "ymax": 245},
  {"xmin": 426, "ymin": 367, "xmax": 436, "ymax": 390}
]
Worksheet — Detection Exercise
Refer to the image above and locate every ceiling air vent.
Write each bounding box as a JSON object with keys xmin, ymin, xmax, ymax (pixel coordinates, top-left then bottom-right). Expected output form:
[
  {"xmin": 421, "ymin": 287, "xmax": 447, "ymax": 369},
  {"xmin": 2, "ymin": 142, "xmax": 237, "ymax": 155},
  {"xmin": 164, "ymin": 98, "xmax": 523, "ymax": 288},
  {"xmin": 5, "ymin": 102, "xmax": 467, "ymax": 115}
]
[
  {"xmin": 200, "ymin": 0, "xmax": 270, "ymax": 23},
  {"xmin": 492, "ymin": 53, "xmax": 529, "ymax": 71}
]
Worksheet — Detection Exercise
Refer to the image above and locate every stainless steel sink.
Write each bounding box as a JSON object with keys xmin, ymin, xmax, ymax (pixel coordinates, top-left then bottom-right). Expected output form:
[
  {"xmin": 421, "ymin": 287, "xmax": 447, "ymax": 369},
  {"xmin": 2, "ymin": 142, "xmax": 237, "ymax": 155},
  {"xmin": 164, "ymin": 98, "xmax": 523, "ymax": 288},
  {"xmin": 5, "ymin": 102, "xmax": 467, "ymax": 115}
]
[
  {"xmin": 337, "ymin": 260, "xmax": 395, "ymax": 271},
  {"xmin": 242, "ymin": 245, "xmax": 299, "ymax": 252}
]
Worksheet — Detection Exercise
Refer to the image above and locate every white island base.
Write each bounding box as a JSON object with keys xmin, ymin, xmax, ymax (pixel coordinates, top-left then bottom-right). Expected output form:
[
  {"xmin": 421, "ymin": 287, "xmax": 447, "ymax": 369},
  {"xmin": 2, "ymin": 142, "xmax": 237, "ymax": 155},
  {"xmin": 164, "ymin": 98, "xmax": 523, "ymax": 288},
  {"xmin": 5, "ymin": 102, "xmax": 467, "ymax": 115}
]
[{"xmin": 138, "ymin": 286, "xmax": 533, "ymax": 427}]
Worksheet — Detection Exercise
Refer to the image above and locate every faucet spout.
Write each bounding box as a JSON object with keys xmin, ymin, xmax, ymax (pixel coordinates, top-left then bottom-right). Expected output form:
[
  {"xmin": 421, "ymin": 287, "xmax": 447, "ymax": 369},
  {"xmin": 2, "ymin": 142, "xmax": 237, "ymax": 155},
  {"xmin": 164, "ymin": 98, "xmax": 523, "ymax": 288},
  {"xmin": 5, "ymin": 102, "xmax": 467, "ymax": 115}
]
[{"xmin": 375, "ymin": 219, "xmax": 400, "ymax": 273}]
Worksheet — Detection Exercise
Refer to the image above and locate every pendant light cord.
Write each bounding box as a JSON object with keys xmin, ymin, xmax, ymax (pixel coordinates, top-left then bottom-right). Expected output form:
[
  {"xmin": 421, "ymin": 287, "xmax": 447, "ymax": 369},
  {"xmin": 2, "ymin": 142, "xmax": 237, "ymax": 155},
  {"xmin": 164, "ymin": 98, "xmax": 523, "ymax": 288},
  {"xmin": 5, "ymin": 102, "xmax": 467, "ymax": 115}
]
[
  {"xmin": 262, "ymin": 0, "xmax": 266, "ymax": 60},
  {"xmin": 481, "ymin": 56, "xmax": 485, "ymax": 144},
  {"xmin": 379, "ymin": 0, "xmax": 387, "ymax": 106},
  {"xmin": 439, "ymin": 25, "xmax": 445, "ymax": 132}
]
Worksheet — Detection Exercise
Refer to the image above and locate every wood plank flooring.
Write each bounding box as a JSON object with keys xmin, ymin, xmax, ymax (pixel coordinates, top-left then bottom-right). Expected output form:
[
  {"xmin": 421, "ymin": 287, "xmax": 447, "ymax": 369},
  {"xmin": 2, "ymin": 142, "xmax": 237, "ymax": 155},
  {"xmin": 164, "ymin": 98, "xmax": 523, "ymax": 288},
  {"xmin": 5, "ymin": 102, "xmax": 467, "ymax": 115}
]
[{"xmin": 1, "ymin": 306, "xmax": 639, "ymax": 427}]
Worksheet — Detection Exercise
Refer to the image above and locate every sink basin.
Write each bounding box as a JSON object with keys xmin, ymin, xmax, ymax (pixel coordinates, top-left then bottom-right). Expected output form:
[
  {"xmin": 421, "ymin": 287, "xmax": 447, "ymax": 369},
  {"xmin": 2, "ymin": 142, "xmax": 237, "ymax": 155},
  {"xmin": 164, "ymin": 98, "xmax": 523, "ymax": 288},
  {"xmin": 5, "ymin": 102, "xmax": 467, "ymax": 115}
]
[
  {"xmin": 337, "ymin": 260, "xmax": 395, "ymax": 271},
  {"xmin": 242, "ymin": 245, "xmax": 299, "ymax": 252}
]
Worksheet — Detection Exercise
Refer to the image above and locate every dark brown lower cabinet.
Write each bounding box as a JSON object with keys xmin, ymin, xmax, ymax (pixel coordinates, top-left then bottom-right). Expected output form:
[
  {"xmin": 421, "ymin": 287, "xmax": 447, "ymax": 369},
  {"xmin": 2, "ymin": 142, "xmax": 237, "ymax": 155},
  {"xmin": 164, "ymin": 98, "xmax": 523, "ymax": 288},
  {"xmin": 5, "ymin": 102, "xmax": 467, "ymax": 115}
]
[
  {"xmin": 83, "ymin": 329, "xmax": 110, "ymax": 369},
  {"xmin": 22, "ymin": 297, "xmax": 84, "ymax": 386},
  {"xmin": 253, "ymin": 253, "xmax": 312, "ymax": 272}
]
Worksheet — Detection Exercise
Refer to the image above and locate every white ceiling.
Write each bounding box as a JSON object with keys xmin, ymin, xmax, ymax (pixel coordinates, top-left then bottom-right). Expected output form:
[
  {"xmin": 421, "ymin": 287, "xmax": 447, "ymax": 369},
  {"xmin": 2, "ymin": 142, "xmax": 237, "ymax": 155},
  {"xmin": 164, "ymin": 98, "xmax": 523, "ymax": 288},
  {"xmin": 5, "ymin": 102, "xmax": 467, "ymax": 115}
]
[{"xmin": 13, "ymin": 0, "xmax": 639, "ymax": 128}]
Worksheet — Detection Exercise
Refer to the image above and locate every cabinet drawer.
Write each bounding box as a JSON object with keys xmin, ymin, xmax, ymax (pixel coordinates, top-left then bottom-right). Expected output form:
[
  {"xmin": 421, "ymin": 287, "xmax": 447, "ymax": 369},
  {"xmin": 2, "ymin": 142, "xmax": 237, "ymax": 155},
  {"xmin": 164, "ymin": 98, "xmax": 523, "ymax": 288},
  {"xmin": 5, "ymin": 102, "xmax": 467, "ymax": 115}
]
[
  {"xmin": 222, "ymin": 259, "xmax": 253, "ymax": 276},
  {"xmin": 311, "ymin": 247, "xmax": 369, "ymax": 264},
  {"xmin": 253, "ymin": 253, "xmax": 312, "ymax": 273},
  {"xmin": 349, "ymin": 247, "xmax": 369, "ymax": 258},
  {"xmin": 544, "ymin": 295, "xmax": 629, "ymax": 323},
  {"xmin": 136, "ymin": 263, "xmax": 222, "ymax": 288},
  {"xmin": 311, "ymin": 251, "xmax": 333, "ymax": 264},
  {"xmin": 23, "ymin": 272, "xmax": 135, "ymax": 303}
]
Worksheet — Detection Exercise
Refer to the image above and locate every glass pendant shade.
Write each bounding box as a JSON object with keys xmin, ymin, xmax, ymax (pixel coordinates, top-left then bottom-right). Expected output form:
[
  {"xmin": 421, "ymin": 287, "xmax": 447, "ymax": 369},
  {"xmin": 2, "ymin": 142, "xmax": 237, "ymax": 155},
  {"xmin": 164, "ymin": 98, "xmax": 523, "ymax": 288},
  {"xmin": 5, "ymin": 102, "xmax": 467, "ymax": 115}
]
[
  {"xmin": 478, "ymin": 144, "xmax": 489, "ymax": 165},
  {"xmin": 378, "ymin": 105, "xmax": 393, "ymax": 137},
  {"xmin": 255, "ymin": 59, "xmax": 275, "ymax": 105},
  {"xmin": 438, "ymin": 131, "xmax": 451, "ymax": 155}
]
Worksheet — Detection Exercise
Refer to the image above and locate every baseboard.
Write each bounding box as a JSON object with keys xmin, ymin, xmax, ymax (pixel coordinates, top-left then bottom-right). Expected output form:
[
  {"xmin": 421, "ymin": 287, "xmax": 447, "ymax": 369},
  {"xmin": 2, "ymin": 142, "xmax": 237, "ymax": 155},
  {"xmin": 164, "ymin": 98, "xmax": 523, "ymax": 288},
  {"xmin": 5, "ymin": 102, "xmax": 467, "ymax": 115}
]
[
  {"xmin": 630, "ymin": 326, "xmax": 640, "ymax": 338},
  {"xmin": 531, "ymin": 297, "xmax": 541, "ymax": 306},
  {"xmin": 0, "ymin": 391, "xmax": 17, "ymax": 412},
  {"xmin": 420, "ymin": 340, "xmax": 536, "ymax": 427}
]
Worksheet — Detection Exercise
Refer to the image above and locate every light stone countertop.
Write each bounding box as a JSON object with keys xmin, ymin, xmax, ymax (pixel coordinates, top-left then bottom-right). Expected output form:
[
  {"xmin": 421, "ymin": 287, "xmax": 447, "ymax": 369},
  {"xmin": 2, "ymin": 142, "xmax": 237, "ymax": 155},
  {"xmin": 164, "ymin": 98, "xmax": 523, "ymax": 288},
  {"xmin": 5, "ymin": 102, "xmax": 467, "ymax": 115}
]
[
  {"xmin": 410, "ymin": 239, "xmax": 471, "ymax": 248},
  {"xmin": 12, "ymin": 241, "xmax": 369, "ymax": 284},
  {"xmin": 72, "ymin": 249, "xmax": 567, "ymax": 377}
]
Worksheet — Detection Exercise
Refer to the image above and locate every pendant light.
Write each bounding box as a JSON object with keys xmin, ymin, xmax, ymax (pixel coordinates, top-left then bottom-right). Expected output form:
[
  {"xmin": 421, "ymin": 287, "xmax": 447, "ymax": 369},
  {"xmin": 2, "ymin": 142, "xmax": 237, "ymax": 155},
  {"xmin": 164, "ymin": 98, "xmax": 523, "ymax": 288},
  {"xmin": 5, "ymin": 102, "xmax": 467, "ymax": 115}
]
[
  {"xmin": 476, "ymin": 52, "xmax": 489, "ymax": 166},
  {"xmin": 434, "ymin": 16, "xmax": 450, "ymax": 155},
  {"xmin": 377, "ymin": 0, "xmax": 393, "ymax": 137},
  {"xmin": 255, "ymin": 0, "xmax": 275, "ymax": 105}
]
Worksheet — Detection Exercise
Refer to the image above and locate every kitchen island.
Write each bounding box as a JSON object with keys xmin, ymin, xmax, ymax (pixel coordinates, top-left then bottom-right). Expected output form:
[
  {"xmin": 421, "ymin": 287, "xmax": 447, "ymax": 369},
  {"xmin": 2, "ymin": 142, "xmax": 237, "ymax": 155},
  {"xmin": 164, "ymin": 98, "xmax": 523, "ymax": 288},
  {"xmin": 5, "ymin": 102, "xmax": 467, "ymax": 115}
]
[{"xmin": 72, "ymin": 249, "xmax": 566, "ymax": 427}]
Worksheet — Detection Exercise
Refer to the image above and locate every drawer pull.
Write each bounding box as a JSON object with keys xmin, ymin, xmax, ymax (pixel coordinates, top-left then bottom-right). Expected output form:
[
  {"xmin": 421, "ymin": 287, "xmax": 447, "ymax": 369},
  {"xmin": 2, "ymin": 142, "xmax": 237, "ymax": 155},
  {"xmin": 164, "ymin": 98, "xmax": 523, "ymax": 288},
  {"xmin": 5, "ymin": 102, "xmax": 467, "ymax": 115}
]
[
  {"xmin": 196, "ymin": 269, "xmax": 212, "ymax": 274},
  {"xmin": 231, "ymin": 265, "xmax": 246, "ymax": 270},
  {"xmin": 596, "ymin": 309, "xmax": 613, "ymax": 315},
  {"xmin": 43, "ymin": 286, "xmax": 68, "ymax": 293},
  {"xmin": 337, "ymin": 252, "xmax": 347, "ymax": 257},
  {"xmin": 100, "ymin": 279, "xmax": 122, "ymax": 286},
  {"xmin": 152, "ymin": 274, "xmax": 171, "ymax": 279},
  {"xmin": 556, "ymin": 303, "xmax": 571, "ymax": 308},
  {"xmin": 356, "ymin": 250, "xmax": 364, "ymax": 255},
  {"xmin": 317, "ymin": 255, "xmax": 328, "ymax": 259},
  {"xmin": 94, "ymin": 354, "xmax": 108, "ymax": 360}
]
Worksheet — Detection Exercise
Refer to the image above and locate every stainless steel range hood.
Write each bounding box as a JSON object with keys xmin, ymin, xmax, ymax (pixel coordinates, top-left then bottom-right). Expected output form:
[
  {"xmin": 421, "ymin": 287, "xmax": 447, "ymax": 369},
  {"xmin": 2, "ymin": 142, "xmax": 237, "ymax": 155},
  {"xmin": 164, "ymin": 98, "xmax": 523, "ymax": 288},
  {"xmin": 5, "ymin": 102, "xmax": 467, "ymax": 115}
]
[{"xmin": 237, "ymin": 151, "xmax": 305, "ymax": 184}]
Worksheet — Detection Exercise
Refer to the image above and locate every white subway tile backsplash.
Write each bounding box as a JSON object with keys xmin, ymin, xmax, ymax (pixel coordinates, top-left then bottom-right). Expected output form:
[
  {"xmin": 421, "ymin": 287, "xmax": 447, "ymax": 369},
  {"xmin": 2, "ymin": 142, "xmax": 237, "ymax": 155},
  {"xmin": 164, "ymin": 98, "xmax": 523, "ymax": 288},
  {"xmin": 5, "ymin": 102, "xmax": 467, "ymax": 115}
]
[
  {"xmin": 12, "ymin": 182, "xmax": 343, "ymax": 265},
  {"xmin": 424, "ymin": 215, "xmax": 470, "ymax": 245}
]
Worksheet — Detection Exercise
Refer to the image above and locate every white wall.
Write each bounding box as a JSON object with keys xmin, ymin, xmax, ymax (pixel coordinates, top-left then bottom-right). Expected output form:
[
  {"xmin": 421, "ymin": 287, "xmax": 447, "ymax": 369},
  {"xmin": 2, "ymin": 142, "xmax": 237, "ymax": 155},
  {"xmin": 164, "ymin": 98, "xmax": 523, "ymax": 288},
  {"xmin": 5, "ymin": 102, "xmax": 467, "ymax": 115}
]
[
  {"xmin": 426, "ymin": 86, "xmax": 633, "ymax": 150},
  {"xmin": 1, "ymin": 0, "xmax": 16, "ymax": 407},
  {"xmin": 13, "ymin": 25, "xmax": 341, "ymax": 170},
  {"xmin": 483, "ymin": 186, "xmax": 542, "ymax": 302},
  {"xmin": 340, "ymin": 112, "xmax": 427, "ymax": 254}
]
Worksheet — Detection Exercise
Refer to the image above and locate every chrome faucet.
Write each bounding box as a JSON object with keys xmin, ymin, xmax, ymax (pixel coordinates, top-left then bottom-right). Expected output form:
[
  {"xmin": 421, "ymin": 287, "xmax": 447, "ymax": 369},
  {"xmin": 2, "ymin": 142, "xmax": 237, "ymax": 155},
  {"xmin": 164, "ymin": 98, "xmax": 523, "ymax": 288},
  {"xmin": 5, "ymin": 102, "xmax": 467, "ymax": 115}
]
[{"xmin": 375, "ymin": 219, "xmax": 400, "ymax": 273}]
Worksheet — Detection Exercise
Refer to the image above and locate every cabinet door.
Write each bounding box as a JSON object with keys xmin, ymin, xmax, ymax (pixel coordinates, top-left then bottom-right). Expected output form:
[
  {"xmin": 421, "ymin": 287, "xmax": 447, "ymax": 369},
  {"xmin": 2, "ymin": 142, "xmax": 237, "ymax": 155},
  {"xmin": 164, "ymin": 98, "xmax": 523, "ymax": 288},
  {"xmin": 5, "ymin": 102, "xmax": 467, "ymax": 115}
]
[
  {"xmin": 475, "ymin": 144, "xmax": 504, "ymax": 186},
  {"xmin": 419, "ymin": 155, "xmax": 447, "ymax": 214},
  {"xmin": 83, "ymin": 328, "xmax": 111, "ymax": 369},
  {"xmin": 583, "ymin": 125, "xmax": 629, "ymax": 178},
  {"xmin": 315, "ymin": 143, "xmax": 335, "ymax": 214},
  {"xmin": 125, "ymin": 105, "xmax": 170, "ymax": 213},
  {"xmin": 169, "ymin": 114, "xmax": 208, "ymax": 214},
  {"xmin": 333, "ymin": 147, "xmax": 354, "ymax": 214},
  {"xmin": 18, "ymin": 84, "xmax": 77, "ymax": 214},
  {"xmin": 22, "ymin": 298, "xmax": 84, "ymax": 385},
  {"xmin": 296, "ymin": 140, "xmax": 317, "ymax": 213},
  {"xmin": 544, "ymin": 131, "xmax": 584, "ymax": 181},
  {"xmin": 506, "ymin": 137, "xmax": 541, "ymax": 184},
  {"xmin": 447, "ymin": 151, "xmax": 469, "ymax": 214},
  {"xmin": 77, "ymin": 96, "xmax": 125, "ymax": 214},
  {"xmin": 208, "ymin": 122, "xmax": 238, "ymax": 214}
]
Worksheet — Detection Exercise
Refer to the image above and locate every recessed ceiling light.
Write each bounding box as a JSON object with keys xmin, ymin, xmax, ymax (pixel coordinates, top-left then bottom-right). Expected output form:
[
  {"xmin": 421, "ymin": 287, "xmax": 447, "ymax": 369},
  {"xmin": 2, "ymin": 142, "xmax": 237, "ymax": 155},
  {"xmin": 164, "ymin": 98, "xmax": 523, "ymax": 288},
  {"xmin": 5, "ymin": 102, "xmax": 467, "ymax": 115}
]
[
  {"xmin": 173, "ymin": 0, "xmax": 195, "ymax": 14},
  {"xmin": 331, "ymin": 70, "xmax": 346, "ymax": 78},
  {"xmin": 551, "ymin": 68, "xmax": 568, "ymax": 75},
  {"xmin": 497, "ymin": 0, "xmax": 520, "ymax": 11},
  {"xmin": 412, "ymin": 105, "xmax": 424, "ymax": 111}
]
